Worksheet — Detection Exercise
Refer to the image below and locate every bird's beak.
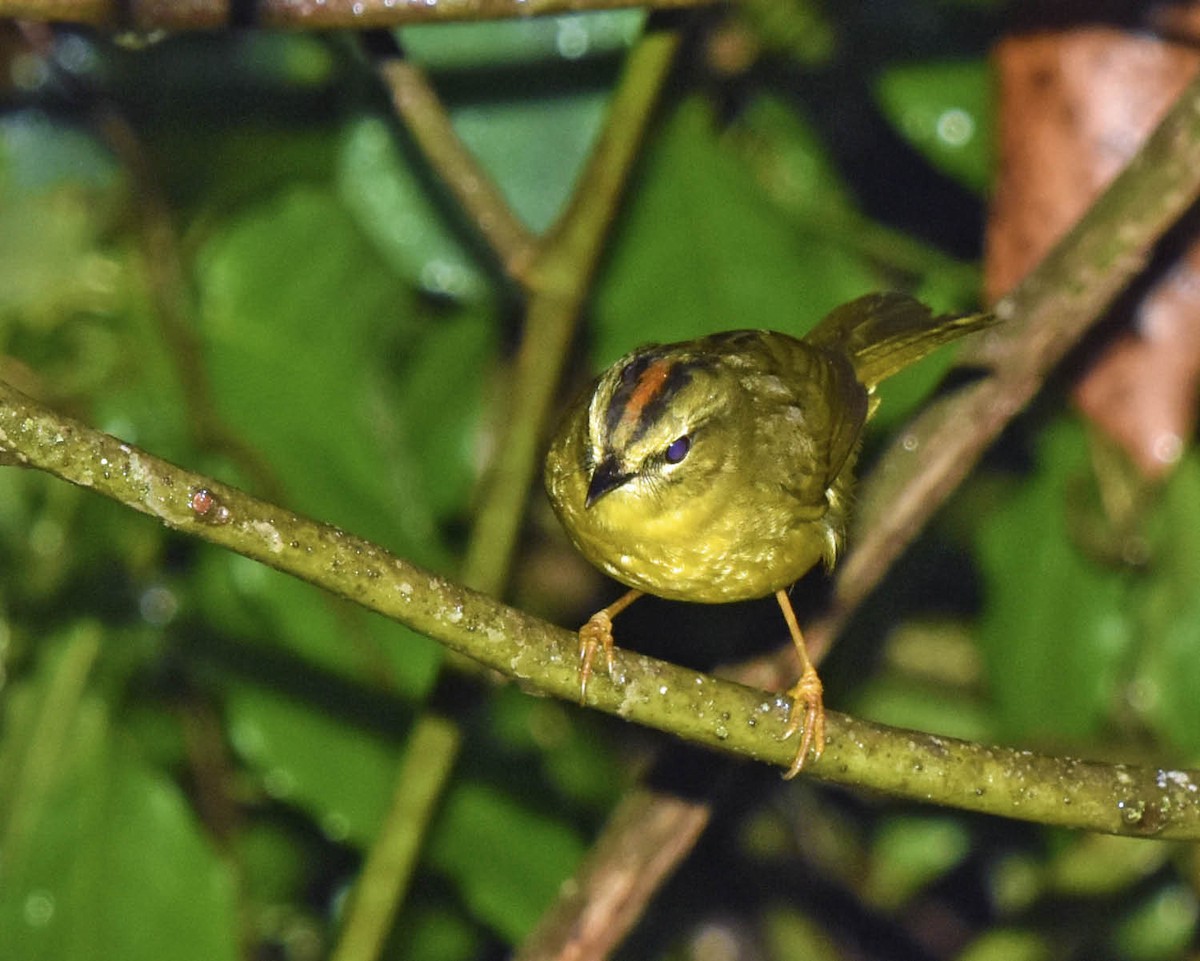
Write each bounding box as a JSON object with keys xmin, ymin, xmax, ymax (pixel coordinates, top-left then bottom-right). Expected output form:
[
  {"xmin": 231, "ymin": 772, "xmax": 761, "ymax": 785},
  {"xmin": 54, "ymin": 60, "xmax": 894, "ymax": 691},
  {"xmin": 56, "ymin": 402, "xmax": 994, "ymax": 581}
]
[{"xmin": 586, "ymin": 456, "xmax": 632, "ymax": 507}]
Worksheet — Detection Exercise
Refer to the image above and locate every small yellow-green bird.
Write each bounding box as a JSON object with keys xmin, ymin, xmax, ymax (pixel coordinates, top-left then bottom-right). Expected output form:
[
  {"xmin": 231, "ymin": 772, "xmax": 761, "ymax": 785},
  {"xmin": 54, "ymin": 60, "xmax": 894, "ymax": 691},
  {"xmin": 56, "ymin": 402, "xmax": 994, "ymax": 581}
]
[{"xmin": 545, "ymin": 293, "xmax": 993, "ymax": 777}]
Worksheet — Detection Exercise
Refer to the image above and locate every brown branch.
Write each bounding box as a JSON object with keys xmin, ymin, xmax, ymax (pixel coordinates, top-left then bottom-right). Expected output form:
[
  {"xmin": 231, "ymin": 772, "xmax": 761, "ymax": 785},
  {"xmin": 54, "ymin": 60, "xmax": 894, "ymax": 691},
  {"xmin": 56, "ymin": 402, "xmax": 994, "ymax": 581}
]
[
  {"xmin": 0, "ymin": 0, "xmax": 717, "ymax": 30},
  {"xmin": 808, "ymin": 55, "xmax": 1200, "ymax": 658},
  {"xmin": 374, "ymin": 55, "xmax": 538, "ymax": 286},
  {"xmin": 514, "ymin": 789, "xmax": 711, "ymax": 961}
]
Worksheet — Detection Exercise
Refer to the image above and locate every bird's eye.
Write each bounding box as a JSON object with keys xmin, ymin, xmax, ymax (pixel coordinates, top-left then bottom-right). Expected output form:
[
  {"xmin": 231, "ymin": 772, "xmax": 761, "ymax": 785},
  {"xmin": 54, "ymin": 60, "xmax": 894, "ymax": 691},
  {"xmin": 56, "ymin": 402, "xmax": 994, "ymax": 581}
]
[{"xmin": 664, "ymin": 435, "xmax": 691, "ymax": 464}]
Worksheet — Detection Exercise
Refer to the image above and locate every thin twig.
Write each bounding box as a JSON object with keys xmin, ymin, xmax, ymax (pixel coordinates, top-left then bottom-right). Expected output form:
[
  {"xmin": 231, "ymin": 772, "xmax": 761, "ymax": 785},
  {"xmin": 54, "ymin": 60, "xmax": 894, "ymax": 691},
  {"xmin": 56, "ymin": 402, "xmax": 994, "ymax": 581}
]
[
  {"xmin": 460, "ymin": 27, "xmax": 681, "ymax": 595},
  {"xmin": 374, "ymin": 54, "xmax": 538, "ymax": 286},
  {"xmin": 337, "ymin": 29, "xmax": 682, "ymax": 961}
]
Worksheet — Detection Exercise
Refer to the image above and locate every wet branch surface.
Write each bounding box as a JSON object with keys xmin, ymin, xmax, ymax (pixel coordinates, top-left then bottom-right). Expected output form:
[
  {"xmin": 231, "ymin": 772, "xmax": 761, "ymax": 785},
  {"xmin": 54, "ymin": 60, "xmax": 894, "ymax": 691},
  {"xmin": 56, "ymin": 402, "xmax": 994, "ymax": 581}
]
[{"xmin": 2, "ymin": 379, "xmax": 1200, "ymax": 839}]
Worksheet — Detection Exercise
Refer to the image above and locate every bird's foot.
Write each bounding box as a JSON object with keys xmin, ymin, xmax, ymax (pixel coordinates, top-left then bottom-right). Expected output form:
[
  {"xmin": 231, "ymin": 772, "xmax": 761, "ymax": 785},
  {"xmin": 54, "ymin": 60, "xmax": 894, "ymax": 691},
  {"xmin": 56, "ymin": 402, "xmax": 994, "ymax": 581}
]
[
  {"xmin": 577, "ymin": 611, "xmax": 616, "ymax": 704},
  {"xmin": 781, "ymin": 664, "xmax": 825, "ymax": 778}
]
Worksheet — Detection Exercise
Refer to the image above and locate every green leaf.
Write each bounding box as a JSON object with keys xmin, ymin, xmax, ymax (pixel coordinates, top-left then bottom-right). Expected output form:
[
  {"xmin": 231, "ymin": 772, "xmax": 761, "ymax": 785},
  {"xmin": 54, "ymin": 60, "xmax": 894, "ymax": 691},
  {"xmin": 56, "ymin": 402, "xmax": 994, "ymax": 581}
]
[
  {"xmin": 399, "ymin": 13, "xmax": 643, "ymax": 234},
  {"xmin": 595, "ymin": 98, "xmax": 881, "ymax": 365},
  {"xmin": 875, "ymin": 59, "xmax": 993, "ymax": 194},
  {"xmin": 385, "ymin": 304, "xmax": 499, "ymax": 524},
  {"xmin": 1133, "ymin": 450, "xmax": 1200, "ymax": 753},
  {"xmin": 225, "ymin": 681, "xmax": 398, "ymax": 846},
  {"xmin": 197, "ymin": 184, "xmax": 414, "ymax": 536},
  {"xmin": 958, "ymin": 929, "xmax": 1052, "ymax": 961},
  {"xmin": 1046, "ymin": 834, "xmax": 1168, "ymax": 897},
  {"xmin": 236, "ymin": 817, "xmax": 317, "ymax": 906},
  {"xmin": 726, "ymin": 95, "xmax": 859, "ymax": 227},
  {"xmin": 0, "ymin": 111, "xmax": 130, "ymax": 336},
  {"xmin": 736, "ymin": 0, "xmax": 836, "ymax": 65},
  {"xmin": 762, "ymin": 907, "xmax": 842, "ymax": 961},
  {"xmin": 447, "ymin": 89, "xmax": 613, "ymax": 236},
  {"xmin": 0, "ymin": 630, "xmax": 238, "ymax": 961},
  {"xmin": 195, "ymin": 184, "xmax": 502, "ymax": 699},
  {"xmin": 197, "ymin": 183, "xmax": 491, "ymax": 565},
  {"xmin": 866, "ymin": 815, "xmax": 971, "ymax": 909},
  {"xmin": 975, "ymin": 419, "xmax": 1134, "ymax": 742},
  {"xmin": 486, "ymin": 686, "xmax": 623, "ymax": 810},
  {"xmin": 392, "ymin": 905, "xmax": 482, "ymax": 961},
  {"xmin": 850, "ymin": 677, "xmax": 992, "ymax": 744},
  {"xmin": 427, "ymin": 782, "xmax": 585, "ymax": 943},
  {"xmin": 1114, "ymin": 885, "xmax": 1199, "ymax": 961},
  {"xmin": 338, "ymin": 116, "xmax": 490, "ymax": 302},
  {"xmin": 727, "ymin": 95, "xmax": 981, "ymax": 308}
]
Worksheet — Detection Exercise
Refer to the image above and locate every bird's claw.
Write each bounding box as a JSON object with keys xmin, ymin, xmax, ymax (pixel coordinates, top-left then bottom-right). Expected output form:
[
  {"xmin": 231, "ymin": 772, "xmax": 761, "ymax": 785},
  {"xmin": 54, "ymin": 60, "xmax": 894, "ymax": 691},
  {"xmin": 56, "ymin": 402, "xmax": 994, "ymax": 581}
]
[
  {"xmin": 578, "ymin": 610, "xmax": 616, "ymax": 704},
  {"xmin": 781, "ymin": 663, "xmax": 825, "ymax": 779}
]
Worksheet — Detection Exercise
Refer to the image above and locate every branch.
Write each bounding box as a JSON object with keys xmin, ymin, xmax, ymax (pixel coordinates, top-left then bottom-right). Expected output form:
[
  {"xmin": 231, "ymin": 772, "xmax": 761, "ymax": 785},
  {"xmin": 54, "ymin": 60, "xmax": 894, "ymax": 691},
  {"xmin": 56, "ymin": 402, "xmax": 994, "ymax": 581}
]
[
  {"xmin": 332, "ymin": 30, "xmax": 682, "ymax": 960},
  {"xmin": 320, "ymin": 28, "xmax": 682, "ymax": 960},
  {"xmin": 514, "ymin": 789, "xmax": 711, "ymax": 961},
  {"xmin": 0, "ymin": 0, "xmax": 716, "ymax": 30},
  {"xmin": 460, "ymin": 26, "xmax": 681, "ymax": 594},
  {"xmin": 374, "ymin": 53, "xmax": 538, "ymax": 286},
  {"xmin": 807, "ymin": 59, "xmax": 1200, "ymax": 658},
  {"xmin": 3, "ymin": 380, "xmax": 1199, "ymax": 839}
]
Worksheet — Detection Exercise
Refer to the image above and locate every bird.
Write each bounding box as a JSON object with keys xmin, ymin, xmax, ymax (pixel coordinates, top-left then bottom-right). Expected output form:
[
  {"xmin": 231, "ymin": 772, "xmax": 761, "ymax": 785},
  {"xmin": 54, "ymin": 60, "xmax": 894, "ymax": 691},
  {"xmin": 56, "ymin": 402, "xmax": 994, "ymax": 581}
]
[{"xmin": 544, "ymin": 292, "xmax": 994, "ymax": 777}]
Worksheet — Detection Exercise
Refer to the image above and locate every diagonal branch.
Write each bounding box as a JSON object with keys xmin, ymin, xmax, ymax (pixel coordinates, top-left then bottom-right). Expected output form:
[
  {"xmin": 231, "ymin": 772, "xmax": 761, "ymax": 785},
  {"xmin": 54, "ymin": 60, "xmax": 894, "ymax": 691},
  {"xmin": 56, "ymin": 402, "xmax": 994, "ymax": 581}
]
[
  {"xmin": 3, "ymin": 378, "xmax": 1200, "ymax": 838},
  {"xmin": 808, "ymin": 59, "xmax": 1200, "ymax": 659},
  {"xmin": 373, "ymin": 50, "xmax": 539, "ymax": 286},
  {"xmin": 337, "ymin": 28, "xmax": 681, "ymax": 961}
]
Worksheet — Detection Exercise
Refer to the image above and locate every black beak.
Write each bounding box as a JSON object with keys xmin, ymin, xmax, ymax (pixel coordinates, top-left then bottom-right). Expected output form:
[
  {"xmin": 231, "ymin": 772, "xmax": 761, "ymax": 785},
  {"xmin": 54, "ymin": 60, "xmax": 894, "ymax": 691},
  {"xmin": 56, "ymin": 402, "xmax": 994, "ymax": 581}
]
[{"xmin": 586, "ymin": 456, "xmax": 632, "ymax": 507}]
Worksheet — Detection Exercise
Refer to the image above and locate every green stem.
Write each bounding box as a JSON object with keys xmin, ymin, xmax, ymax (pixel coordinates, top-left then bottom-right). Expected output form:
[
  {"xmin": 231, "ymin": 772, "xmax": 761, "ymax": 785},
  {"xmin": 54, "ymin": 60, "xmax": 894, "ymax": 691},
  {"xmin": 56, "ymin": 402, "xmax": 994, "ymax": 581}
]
[
  {"xmin": 329, "ymin": 713, "xmax": 462, "ymax": 961},
  {"xmin": 0, "ymin": 624, "xmax": 102, "ymax": 874},
  {"xmin": 460, "ymin": 27, "xmax": 681, "ymax": 596},
  {"xmin": 337, "ymin": 28, "xmax": 682, "ymax": 961}
]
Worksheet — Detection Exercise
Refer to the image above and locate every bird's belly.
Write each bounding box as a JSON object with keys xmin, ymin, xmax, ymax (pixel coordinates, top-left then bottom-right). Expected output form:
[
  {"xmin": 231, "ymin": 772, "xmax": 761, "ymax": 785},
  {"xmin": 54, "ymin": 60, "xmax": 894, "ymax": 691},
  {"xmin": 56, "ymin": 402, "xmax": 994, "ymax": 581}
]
[{"xmin": 572, "ymin": 496, "xmax": 832, "ymax": 604}]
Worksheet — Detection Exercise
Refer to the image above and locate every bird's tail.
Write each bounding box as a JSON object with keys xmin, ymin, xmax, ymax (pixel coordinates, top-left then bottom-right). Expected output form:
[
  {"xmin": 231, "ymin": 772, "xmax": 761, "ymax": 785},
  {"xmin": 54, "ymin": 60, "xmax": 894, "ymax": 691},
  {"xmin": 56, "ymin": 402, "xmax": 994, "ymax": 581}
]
[{"xmin": 804, "ymin": 292, "xmax": 995, "ymax": 390}]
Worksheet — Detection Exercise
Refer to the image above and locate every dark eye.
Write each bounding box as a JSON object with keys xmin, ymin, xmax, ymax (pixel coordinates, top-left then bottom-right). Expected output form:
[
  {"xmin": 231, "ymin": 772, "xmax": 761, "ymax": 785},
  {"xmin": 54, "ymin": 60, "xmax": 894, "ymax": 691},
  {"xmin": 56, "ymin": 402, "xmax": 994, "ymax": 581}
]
[{"xmin": 665, "ymin": 435, "xmax": 691, "ymax": 464}]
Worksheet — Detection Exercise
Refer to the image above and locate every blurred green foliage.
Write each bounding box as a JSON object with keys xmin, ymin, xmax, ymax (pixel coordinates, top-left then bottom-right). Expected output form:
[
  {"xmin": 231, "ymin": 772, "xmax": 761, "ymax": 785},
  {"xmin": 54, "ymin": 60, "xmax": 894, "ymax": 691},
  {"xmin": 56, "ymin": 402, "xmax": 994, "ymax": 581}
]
[{"xmin": 1, "ymin": 5, "xmax": 1199, "ymax": 961}]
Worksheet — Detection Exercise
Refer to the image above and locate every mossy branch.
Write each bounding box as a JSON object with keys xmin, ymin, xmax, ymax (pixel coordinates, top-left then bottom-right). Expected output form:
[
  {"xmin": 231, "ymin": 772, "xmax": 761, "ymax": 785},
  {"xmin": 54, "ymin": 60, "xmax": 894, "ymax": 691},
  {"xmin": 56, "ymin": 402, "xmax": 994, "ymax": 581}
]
[{"xmin": 2, "ymin": 380, "xmax": 1198, "ymax": 838}]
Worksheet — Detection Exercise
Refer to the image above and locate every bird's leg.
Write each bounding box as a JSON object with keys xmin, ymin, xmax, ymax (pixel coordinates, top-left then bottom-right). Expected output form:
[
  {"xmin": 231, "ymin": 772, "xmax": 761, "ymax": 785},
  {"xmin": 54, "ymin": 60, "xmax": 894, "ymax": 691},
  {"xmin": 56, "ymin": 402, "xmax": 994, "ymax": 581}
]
[
  {"xmin": 578, "ymin": 589, "xmax": 643, "ymax": 704},
  {"xmin": 776, "ymin": 589, "xmax": 826, "ymax": 778}
]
